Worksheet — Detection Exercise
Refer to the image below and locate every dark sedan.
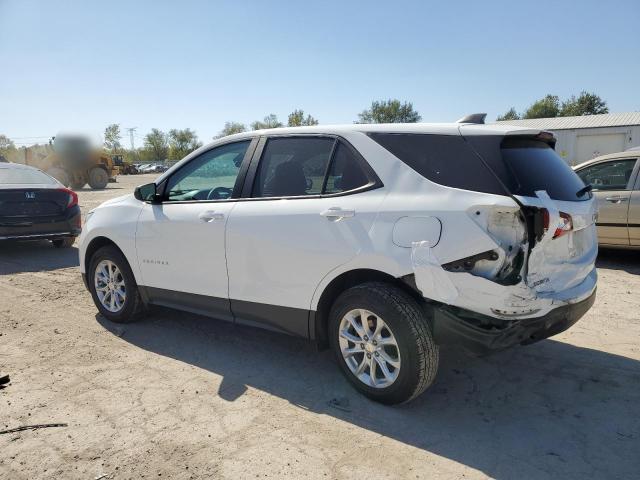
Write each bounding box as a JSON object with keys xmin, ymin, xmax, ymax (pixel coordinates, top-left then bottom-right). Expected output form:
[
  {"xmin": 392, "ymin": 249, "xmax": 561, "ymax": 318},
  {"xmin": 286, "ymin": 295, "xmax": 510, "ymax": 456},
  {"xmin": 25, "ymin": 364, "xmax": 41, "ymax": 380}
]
[{"xmin": 0, "ymin": 163, "xmax": 81, "ymax": 247}]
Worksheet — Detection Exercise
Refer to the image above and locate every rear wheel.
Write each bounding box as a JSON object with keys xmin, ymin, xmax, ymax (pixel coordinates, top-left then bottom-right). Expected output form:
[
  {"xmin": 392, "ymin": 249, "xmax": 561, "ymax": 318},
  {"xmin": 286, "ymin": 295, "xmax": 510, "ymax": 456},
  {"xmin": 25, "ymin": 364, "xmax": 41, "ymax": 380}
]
[
  {"xmin": 88, "ymin": 245, "xmax": 144, "ymax": 323},
  {"xmin": 329, "ymin": 282, "xmax": 438, "ymax": 404},
  {"xmin": 69, "ymin": 181, "xmax": 86, "ymax": 190},
  {"xmin": 52, "ymin": 237, "xmax": 75, "ymax": 248},
  {"xmin": 88, "ymin": 167, "xmax": 109, "ymax": 189}
]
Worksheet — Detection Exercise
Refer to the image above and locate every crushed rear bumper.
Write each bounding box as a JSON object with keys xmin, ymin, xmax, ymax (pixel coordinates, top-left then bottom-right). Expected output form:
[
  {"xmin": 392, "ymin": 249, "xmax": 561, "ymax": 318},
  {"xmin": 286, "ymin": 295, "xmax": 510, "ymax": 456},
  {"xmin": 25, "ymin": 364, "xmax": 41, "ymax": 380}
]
[{"xmin": 432, "ymin": 289, "xmax": 596, "ymax": 355}]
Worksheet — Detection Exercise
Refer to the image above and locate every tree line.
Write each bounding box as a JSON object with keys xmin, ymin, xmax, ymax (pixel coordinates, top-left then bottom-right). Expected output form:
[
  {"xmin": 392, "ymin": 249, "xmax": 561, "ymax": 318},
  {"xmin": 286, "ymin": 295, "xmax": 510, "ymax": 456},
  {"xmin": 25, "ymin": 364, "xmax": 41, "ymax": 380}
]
[
  {"xmin": 104, "ymin": 101, "xmax": 422, "ymax": 162},
  {"xmin": 1, "ymin": 94, "xmax": 611, "ymax": 164},
  {"xmin": 496, "ymin": 91, "xmax": 608, "ymax": 120}
]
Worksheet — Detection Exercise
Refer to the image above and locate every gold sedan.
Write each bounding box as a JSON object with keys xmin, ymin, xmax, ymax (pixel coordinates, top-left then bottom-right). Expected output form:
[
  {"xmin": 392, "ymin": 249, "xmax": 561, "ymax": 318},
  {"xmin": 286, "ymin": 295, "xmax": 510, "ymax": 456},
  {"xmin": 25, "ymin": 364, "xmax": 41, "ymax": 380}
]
[{"xmin": 574, "ymin": 150, "xmax": 640, "ymax": 248}]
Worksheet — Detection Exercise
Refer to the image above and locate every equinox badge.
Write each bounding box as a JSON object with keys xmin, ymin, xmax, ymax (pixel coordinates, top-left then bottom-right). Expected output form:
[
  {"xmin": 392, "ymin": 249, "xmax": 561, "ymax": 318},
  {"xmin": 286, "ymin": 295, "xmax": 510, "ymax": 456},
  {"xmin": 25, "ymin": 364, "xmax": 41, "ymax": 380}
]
[{"xmin": 25, "ymin": 192, "xmax": 36, "ymax": 199}]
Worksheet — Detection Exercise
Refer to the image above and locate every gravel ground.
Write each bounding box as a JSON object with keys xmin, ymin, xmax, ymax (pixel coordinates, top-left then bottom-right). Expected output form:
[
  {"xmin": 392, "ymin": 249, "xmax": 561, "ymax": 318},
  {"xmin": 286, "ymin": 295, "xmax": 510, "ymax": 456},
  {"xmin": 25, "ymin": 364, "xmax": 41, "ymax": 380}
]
[{"xmin": 1, "ymin": 174, "xmax": 639, "ymax": 479}]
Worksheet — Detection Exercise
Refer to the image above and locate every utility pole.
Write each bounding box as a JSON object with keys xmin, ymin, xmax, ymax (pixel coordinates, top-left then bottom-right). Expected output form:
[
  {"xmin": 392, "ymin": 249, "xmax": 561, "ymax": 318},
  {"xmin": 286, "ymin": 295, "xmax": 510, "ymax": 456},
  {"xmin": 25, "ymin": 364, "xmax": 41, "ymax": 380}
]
[{"xmin": 125, "ymin": 127, "xmax": 137, "ymax": 150}]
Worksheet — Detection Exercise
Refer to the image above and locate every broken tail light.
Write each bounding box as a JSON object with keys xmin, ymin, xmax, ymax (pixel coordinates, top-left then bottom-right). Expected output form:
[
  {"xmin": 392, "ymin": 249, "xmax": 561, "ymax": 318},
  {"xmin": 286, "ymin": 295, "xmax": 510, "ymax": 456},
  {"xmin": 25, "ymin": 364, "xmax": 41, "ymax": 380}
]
[{"xmin": 542, "ymin": 209, "xmax": 573, "ymax": 239}]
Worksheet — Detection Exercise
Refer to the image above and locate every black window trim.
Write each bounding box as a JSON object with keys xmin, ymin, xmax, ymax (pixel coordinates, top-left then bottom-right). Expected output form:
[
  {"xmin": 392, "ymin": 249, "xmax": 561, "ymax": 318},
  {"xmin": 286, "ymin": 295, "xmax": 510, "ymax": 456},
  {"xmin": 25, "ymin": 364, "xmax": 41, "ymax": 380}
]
[
  {"xmin": 575, "ymin": 157, "xmax": 640, "ymax": 192},
  {"xmin": 239, "ymin": 133, "xmax": 383, "ymax": 202},
  {"xmin": 155, "ymin": 136, "xmax": 259, "ymax": 204}
]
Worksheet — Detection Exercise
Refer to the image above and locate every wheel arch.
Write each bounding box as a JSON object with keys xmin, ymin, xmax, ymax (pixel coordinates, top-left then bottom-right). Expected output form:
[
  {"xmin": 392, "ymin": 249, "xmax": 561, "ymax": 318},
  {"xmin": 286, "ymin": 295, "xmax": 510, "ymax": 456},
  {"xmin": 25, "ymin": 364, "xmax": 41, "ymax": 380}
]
[
  {"xmin": 84, "ymin": 236, "xmax": 128, "ymax": 276},
  {"xmin": 312, "ymin": 268, "xmax": 424, "ymax": 349}
]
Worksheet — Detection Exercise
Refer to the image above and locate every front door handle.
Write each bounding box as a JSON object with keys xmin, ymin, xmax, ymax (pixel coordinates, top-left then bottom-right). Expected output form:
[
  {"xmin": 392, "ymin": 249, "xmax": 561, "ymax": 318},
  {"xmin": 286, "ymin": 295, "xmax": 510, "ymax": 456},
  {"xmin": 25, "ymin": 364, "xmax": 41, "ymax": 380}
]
[
  {"xmin": 605, "ymin": 196, "xmax": 628, "ymax": 203},
  {"xmin": 198, "ymin": 210, "xmax": 225, "ymax": 222},
  {"xmin": 320, "ymin": 207, "xmax": 355, "ymax": 221}
]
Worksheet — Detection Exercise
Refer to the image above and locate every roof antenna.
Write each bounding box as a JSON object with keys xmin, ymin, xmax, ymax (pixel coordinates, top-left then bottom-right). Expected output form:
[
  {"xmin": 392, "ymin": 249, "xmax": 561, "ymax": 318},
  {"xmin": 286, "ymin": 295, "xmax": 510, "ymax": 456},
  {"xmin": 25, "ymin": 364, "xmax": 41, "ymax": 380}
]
[{"xmin": 456, "ymin": 113, "xmax": 486, "ymax": 124}]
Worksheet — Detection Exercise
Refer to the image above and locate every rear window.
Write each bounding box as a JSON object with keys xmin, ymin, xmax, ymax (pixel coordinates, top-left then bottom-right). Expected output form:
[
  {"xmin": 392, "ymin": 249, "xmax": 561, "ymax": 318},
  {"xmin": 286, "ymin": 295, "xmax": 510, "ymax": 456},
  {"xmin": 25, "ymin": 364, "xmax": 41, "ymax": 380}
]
[
  {"xmin": 368, "ymin": 133, "xmax": 507, "ymax": 195},
  {"xmin": 500, "ymin": 138, "xmax": 588, "ymax": 201},
  {"xmin": 0, "ymin": 167, "xmax": 57, "ymax": 185}
]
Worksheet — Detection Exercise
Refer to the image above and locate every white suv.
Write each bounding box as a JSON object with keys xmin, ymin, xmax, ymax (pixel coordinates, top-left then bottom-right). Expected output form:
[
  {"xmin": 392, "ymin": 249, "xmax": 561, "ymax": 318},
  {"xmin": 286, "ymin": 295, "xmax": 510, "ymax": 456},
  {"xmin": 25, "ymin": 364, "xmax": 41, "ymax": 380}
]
[{"xmin": 79, "ymin": 117, "xmax": 598, "ymax": 404}]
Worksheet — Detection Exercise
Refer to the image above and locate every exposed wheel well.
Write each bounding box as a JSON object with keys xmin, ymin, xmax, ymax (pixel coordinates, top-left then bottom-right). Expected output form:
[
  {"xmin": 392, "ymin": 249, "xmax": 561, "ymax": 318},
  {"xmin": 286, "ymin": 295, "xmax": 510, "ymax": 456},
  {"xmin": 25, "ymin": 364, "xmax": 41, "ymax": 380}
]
[
  {"xmin": 84, "ymin": 236, "xmax": 126, "ymax": 274},
  {"xmin": 314, "ymin": 269, "xmax": 425, "ymax": 349}
]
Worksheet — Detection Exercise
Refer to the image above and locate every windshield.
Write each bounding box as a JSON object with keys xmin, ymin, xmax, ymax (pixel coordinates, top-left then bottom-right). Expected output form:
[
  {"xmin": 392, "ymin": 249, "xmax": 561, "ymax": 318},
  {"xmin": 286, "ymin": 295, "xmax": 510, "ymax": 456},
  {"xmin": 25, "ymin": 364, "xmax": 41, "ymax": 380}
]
[{"xmin": 0, "ymin": 167, "xmax": 58, "ymax": 185}]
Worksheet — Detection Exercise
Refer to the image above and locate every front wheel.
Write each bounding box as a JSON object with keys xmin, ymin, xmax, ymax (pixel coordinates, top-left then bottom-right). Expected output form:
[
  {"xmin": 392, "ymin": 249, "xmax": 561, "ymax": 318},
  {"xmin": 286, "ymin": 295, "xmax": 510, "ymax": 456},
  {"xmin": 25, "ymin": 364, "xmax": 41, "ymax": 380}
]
[
  {"xmin": 88, "ymin": 245, "xmax": 144, "ymax": 323},
  {"xmin": 88, "ymin": 167, "xmax": 109, "ymax": 189},
  {"xmin": 329, "ymin": 282, "xmax": 438, "ymax": 405}
]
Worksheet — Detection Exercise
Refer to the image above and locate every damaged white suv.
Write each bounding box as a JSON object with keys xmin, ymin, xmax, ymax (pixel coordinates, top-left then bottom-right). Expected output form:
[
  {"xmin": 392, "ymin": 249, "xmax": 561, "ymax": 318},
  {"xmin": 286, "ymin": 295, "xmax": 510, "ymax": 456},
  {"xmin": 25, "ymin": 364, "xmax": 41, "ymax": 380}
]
[{"xmin": 79, "ymin": 115, "xmax": 597, "ymax": 404}]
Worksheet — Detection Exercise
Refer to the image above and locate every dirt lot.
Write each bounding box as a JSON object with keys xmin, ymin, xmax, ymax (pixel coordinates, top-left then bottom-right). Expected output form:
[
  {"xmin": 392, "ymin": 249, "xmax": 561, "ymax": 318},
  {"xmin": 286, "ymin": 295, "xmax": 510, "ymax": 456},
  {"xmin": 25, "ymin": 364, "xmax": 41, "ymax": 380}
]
[{"xmin": 1, "ymin": 174, "xmax": 639, "ymax": 479}]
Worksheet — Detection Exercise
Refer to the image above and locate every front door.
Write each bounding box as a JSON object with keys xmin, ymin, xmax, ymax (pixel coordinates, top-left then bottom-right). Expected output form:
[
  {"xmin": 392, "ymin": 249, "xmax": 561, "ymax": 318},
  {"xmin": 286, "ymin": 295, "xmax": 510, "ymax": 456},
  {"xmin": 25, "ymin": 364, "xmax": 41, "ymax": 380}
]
[
  {"xmin": 577, "ymin": 158, "xmax": 638, "ymax": 245},
  {"xmin": 135, "ymin": 140, "xmax": 252, "ymax": 320}
]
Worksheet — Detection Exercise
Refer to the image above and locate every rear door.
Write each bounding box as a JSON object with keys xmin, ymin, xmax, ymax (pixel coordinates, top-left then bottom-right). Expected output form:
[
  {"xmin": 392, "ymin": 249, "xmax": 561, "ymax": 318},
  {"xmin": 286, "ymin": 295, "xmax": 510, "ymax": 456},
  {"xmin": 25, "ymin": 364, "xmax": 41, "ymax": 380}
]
[
  {"xmin": 225, "ymin": 135, "xmax": 384, "ymax": 337},
  {"xmin": 576, "ymin": 158, "xmax": 638, "ymax": 245}
]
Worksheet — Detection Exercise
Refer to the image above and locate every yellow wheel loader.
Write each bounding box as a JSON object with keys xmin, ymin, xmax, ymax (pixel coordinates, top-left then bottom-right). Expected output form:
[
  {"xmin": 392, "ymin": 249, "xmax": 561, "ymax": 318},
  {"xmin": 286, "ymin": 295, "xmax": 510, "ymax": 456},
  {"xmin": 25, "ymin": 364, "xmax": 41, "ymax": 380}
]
[{"xmin": 19, "ymin": 135, "xmax": 118, "ymax": 190}]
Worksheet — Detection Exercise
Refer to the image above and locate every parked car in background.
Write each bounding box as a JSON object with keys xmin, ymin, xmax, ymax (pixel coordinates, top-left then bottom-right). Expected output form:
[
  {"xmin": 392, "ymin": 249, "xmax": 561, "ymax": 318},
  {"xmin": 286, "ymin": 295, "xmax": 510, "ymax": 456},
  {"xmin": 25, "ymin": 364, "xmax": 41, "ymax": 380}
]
[
  {"xmin": 0, "ymin": 162, "xmax": 81, "ymax": 247},
  {"xmin": 79, "ymin": 120, "xmax": 597, "ymax": 404},
  {"xmin": 574, "ymin": 150, "xmax": 640, "ymax": 248},
  {"xmin": 138, "ymin": 163, "xmax": 167, "ymax": 173}
]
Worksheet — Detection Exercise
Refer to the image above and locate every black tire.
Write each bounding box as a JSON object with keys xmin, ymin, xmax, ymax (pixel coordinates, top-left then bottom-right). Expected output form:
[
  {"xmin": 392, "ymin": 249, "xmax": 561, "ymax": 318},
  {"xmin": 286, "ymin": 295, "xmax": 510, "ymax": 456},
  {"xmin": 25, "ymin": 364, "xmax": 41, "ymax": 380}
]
[
  {"xmin": 88, "ymin": 245, "xmax": 144, "ymax": 323},
  {"xmin": 88, "ymin": 167, "xmax": 109, "ymax": 189},
  {"xmin": 329, "ymin": 282, "xmax": 438, "ymax": 405},
  {"xmin": 52, "ymin": 237, "xmax": 75, "ymax": 248},
  {"xmin": 69, "ymin": 181, "xmax": 85, "ymax": 190}
]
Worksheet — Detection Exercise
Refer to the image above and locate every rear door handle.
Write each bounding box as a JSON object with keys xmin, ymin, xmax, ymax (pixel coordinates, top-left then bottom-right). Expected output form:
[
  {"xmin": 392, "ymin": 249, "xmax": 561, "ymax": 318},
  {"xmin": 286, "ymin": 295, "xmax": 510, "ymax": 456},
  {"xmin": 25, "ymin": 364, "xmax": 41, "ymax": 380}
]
[
  {"xmin": 605, "ymin": 196, "xmax": 628, "ymax": 203},
  {"xmin": 198, "ymin": 210, "xmax": 225, "ymax": 222},
  {"xmin": 320, "ymin": 207, "xmax": 355, "ymax": 220}
]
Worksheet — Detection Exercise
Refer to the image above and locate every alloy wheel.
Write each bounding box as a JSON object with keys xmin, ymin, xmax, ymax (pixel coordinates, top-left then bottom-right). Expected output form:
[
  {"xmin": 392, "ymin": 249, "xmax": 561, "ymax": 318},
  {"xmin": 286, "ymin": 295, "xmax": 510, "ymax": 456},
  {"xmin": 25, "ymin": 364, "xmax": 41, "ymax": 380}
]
[
  {"xmin": 338, "ymin": 309, "xmax": 401, "ymax": 388},
  {"xmin": 94, "ymin": 259, "xmax": 127, "ymax": 313}
]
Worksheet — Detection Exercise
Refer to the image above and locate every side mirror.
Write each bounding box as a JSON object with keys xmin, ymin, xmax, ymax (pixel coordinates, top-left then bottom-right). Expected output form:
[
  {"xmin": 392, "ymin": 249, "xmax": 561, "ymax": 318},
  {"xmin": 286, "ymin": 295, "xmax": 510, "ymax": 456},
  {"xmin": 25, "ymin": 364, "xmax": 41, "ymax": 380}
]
[{"xmin": 134, "ymin": 182, "xmax": 159, "ymax": 203}]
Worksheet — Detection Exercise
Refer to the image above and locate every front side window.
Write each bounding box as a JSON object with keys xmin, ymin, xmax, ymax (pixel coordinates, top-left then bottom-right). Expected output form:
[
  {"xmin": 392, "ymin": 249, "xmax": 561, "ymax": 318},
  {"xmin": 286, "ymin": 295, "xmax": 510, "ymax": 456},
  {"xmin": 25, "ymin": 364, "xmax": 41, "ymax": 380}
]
[
  {"xmin": 165, "ymin": 141, "xmax": 250, "ymax": 201},
  {"xmin": 577, "ymin": 159, "xmax": 637, "ymax": 191},
  {"xmin": 252, "ymin": 137, "xmax": 335, "ymax": 197}
]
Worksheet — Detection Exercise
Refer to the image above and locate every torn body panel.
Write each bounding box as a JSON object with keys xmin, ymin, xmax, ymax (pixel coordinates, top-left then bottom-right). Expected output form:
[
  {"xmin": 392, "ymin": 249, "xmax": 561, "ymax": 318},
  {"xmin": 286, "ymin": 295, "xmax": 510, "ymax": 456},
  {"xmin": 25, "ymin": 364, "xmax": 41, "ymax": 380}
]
[{"xmin": 411, "ymin": 192, "xmax": 598, "ymax": 320}]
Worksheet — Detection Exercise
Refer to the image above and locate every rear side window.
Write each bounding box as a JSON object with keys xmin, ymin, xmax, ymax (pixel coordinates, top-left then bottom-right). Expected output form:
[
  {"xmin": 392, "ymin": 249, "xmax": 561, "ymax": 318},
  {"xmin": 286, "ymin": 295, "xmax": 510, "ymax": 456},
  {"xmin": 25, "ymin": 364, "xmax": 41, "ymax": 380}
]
[
  {"xmin": 324, "ymin": 142, "xmax": 370, "ymax": 194},
  {"xmin": 0, "ymin": 167, "xmax": 57, "ymax": 185},
  {"xmin": 368, "ymin": 133, "xmax": 507, "ymax": 195},
  {"xmin": 500, "ymin": 138, "xmax": 588, "ymax": 201},
  {"xmin": 253, "ymin": 137, "xmax": 335, "ymax": 197}
]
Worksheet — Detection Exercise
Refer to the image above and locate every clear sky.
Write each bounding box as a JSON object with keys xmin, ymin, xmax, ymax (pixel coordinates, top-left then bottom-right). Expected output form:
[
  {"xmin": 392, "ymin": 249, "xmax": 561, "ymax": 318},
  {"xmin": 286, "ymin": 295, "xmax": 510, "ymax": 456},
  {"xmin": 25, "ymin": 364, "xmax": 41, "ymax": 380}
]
[{"xmin": 1, "ymin": 0, "xmax": 639, "ymax": 146}]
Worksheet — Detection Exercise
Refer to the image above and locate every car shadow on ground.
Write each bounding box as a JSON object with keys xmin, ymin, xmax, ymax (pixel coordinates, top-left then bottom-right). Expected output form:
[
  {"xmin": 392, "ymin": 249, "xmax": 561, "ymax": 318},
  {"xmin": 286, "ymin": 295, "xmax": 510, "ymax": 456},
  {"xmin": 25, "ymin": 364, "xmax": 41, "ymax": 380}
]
[
  {"xmin": 596, "ymin": 248, "xmax": 640, "ymax": 275},
  {"xmin": 0, "ymin": 241, "xmax": 79, "ymax": 274},
  {"xmin": 98, "ymin": 309, "xmax": 640, "ymax": 479}
]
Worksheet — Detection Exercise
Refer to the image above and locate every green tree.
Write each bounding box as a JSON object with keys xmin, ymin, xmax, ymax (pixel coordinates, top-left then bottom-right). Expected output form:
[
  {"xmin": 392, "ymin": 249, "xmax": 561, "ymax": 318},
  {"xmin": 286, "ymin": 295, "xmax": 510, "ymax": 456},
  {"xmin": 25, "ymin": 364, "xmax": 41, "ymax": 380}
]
[
  {"xmin": 287, "ymin": 109, "xmax": 319, "ymax": 126},
  {"xmin": 522, "ymin": 95, "xmax": 560, "ymax": 119},
  {"xmin": 104, "ymin": 124, "xmax": 122, "ymax": 151},
  {"xmin": 168, "ymin": 128, "xmax": 202, "ymax": 160},
  {"xmin": 357, "ymin": 99, "xmax": 421, "ymax": 123},
  {"xmin": 0, "ymin": 134, "xmax": 18, "ymax": 162},
  {"xmin": 215, "ymin": 121, "xmax": 247, "ymax": 139},
  {"xmin": 143, "ymin": 128, "xmax": 169, "ymax": 161},
  {"xmin": 496, "ymin": 107, "xmax": 520, "ymax": 121},
  {"xmin": 251, "ymin": 114, "xmax": 283, "ymax": 130},
  {"xmin": 560, "ymin": 91, "xmax": 609, "ymax": 116}
]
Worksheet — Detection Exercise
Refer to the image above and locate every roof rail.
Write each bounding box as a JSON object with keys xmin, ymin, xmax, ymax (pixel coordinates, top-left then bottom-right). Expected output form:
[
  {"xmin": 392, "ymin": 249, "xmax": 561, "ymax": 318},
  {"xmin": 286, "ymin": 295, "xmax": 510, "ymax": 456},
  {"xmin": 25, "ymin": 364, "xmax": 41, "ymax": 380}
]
[{"xmin": 456, "ymin": 113, "xmax": 487, "ymax": 124}]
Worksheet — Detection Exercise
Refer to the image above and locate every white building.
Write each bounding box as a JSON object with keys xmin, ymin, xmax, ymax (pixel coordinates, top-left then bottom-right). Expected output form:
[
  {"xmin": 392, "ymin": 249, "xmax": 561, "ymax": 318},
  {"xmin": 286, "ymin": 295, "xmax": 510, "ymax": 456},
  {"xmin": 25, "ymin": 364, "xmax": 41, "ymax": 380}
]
[{"xmin": 496, "ymin": 112, "xmax": 640, "ymax": 165}]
